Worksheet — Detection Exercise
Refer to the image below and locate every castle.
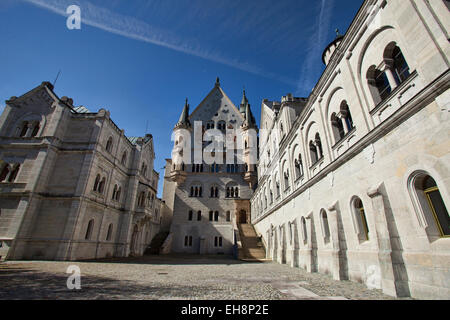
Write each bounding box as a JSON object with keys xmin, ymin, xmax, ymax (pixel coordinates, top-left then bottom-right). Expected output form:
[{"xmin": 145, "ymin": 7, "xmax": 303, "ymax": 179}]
[
  {"xmin": 0, "ymin": 83, "xmax": 168, "ymax": 261},
  {"xmin": 0, "ymin": 0, "xmax": 449, "ymax": 300}
]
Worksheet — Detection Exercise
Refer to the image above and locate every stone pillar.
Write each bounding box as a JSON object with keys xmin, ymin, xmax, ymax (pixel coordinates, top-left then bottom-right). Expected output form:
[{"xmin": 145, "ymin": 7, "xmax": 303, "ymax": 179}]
[
  {"xmin": 367, "ymin": 183, "xmax": 400, "ymax": 297},
  {"xmin": 305, "ymin": 213, "xmax": 314, "ymax": 273},
  {"xmin": 328, "ymin": 202, "xmax": 343, "ymax": 280},
  {"xmin": 382, "ymin": 60, "xmax": 398, "ymax": 91},
  {"xmin": 290, "ymin": 220, "xmax": 300, "ymax": 268}
]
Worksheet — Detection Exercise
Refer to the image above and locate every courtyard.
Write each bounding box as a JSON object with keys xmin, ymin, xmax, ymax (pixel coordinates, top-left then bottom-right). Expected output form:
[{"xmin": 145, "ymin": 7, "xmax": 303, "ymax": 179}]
[{"xmin": 0, "ymin": 255, "xmax": 408, "ymax": 300}]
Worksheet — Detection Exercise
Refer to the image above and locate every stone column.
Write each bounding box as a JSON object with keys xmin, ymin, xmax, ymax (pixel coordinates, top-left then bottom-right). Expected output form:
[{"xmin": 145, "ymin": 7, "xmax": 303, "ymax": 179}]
[
  {"xmin": 367, "ymin": 182, "xmax": 399, "ymax": 297},
  {"xmin": 328, "ymin": 202, "xmax": 343, "ymax": 280},
  {"xmin": 382, "ymin": 60, "xmax": 398, "ymax": 91},
  {"xmin": 290, "ymin": 220, "xmax": 300, "ymax": 268},
  {"xmin": 305, "ymin": 213, "xmax": 314, "ymax": 273}
]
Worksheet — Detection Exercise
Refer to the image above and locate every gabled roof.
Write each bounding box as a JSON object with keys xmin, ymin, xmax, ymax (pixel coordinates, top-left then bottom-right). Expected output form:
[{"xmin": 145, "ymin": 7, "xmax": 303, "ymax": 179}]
[{"xmin": 188, "ymin": 79, "xmax": 245, "ymax": 122}]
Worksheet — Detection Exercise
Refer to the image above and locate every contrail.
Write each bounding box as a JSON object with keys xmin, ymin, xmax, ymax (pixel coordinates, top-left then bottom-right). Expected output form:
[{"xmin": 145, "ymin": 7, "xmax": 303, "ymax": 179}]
[
  {"xmin": 296, "ymin": 0, "xmax": 334, "ymax": 95},
  {"xmin": 23, "ymin": 0, "xmax": 297, "ymax": 87}
]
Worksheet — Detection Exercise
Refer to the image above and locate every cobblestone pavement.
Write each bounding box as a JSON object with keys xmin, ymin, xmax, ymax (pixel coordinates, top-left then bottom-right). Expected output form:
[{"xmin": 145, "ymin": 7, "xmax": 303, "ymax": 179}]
[{"xmin": 0, "ymin": 255, "xmax": 410, "ymax": 300}]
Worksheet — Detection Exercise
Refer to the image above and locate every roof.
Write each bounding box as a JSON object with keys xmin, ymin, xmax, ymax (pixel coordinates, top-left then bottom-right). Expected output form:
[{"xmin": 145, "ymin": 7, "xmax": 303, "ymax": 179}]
[{"xmin": 73, "ymin": 106, "xmax": 91, "ymax": 113}]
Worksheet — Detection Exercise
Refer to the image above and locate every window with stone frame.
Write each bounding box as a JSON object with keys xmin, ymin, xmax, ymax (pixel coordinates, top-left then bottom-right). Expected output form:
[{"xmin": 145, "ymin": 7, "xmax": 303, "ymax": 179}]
[
  {"xmin": 320, "ymin": 210, "xmax": 331, "ymax": 244},
  {"xmin": 106, "ymin": 224, "xmax": 113, "ymax": 241},
  {"xmin": 352, "ymin": 197, "xmax": 369, "ymax": 242},
  {"xmin": 85, "ymin": 219, "xmax": 95, "ymax": 240},
  {"xmin": 214, "ymin": 236, "xmax": 223, "ymax": 247},
  {"xmin": 410, "ymin": 173, "xmax": 450, "ymax": 238},
  {"xmin": 106, "ymin": 137, "xmax": 113, "ymax": 153},
  {"xmin": 184, "ymin": 235, "xmax": 193, "ymax": 247}
]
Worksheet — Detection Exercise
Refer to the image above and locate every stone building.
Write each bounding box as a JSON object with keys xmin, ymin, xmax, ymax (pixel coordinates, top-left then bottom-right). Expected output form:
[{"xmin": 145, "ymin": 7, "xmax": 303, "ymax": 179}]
[
  {"xmin": 0, "ymin": 82, "xmax": 166, "ymax": 261},
  {"xmin": 251, "ymin": 0, "xmax": 450, "ymax": 299},
  {"xmin": 162, "ymin": 78, "xmax": 261, "ymax": 256}
]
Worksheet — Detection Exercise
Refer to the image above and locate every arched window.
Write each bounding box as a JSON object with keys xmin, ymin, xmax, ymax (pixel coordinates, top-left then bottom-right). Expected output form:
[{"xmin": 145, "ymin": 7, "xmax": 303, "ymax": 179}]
[
  {"xmin": 121, "ymin": 151, "xmax": 127, "ymax": 165},
  {"xmin": 315, "ymin": 133, "xmax": 324, "ymax": 159},
  {"xmin": 106, "ymin": 224, "xmax": 113, "ymax": 241},
  {"xmin": 218, "ymin": 121, "xmax": 226, "ymax": 131},
  {"xmin": 226, "ymin": 211, "xmax": 231, "ymax": 222},
  {"xmin": 190, "ymin": 184, "xmax": 203, "ymax": 197},
  {"xmin": 188, "ymin": 210, "xmax": 193, "ymax": 221},
  {"xmin": 284, "ymin": 172, "xmax": 289, "ymax": 190},
  {"xmin": 340, "ymin": 101, "xmax": 354, "ymax": 132},
  {"xmin": 331, "ymin": 113, "xmax": 345, "ymax": 143},
  {"xmin": 19, "ymin": 121, "xmax": 29, "ymax": 137},
  {"xmin": 209, "ymin": 211, "xmax": 214, "ymax": 221},
  {"xmin": 197, "ymin": 211, "xmax": 202, "ymax": 221},
  {"xmin": 112, "ymin": 185, "xmax": 118, "ymax": 200},
  {"xmin": 7, "ymin": 164, "xmax": 20, "ymax": 183},
  {"xmin": 301, "ymin": 217, "xmax": 308, "ymax": 243},
  {"xmin": 93, "ymin": 174, "xmax": 101, "ymax": 192},
  {"xmin": 320, "ymin": 210, "xmax": 331, "ymax": 244},
  {"xmin": 294, "ymin": 154, "xmax": 304, "ymax": 179},
  {"xmin": 412, "ymin": 174, "xmax": 449, "ymax": 237},
  {"xmin": 184, "ymin": 235, "xmax": 193, "ymax": 247},
  {"xmin": 353, "ymin": 197, "xmax": 369, "ymax": 241},
  {"xmin": 31, "ymin": 122, "xmax": 40, "ymax": 137},
  {"xmin": 309, "ymin": 141, "xmax": 318, "ymax": 164},
  {"xmin": 384, "ymin": 43, "xmax": 410, "ymax": 85},
  {"xmin": 214, "ymin": 211, "xmax": 219, "ymax": 221},
  {"xmin": 141, "ymin": 163, "xmax": 147, "ymax": 177},
  {"xmin": 116, "ymin": 187, "xmax": 121, "ymax": 201},
  {"xmin": 214, "ymin": 236, "xmax": 223, "ymax": 247},
  {"xmin": 367, "ymin": 65, "xmax": 391, "ymax": 105},
  {"xmin": 226, "ymin": 183, "xmax": 239, "ymax": 198},
  {"xmin": 98, "ymin": 177, "xmax": 106, "ymax": 194},
  {"xmin": 276, "ymin": 180, "xmax": 280, "ymax": 198},
  {"xmin": 206, "ymin": 121, "xmax": 215, "ymax": 130},
  {"xmin": 0, "ymin": 164, "xmax": 10, "ymax": 182},
  {"xmin": 106, "ymin": 137, "xmax": 113, "ymax": 153},
  {"xmin": 85, "ymin": 219, "xmax": 94, "ymax": 240}
]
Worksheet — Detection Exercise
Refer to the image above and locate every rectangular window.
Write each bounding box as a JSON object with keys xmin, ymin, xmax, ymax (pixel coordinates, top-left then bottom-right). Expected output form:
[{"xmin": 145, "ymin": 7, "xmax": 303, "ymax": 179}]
[
  {"xmin": 209, "ymin": 211, "xmax": 213, "ymax": 221},
  {"xmin": 184, "ymin": 236, "xmax": 193, "ymax": 247},
  {"xmin": 214, "ymin": 211, "xmax": 219, "ymax": 222},
  {"xmin": 188, "ymin": 211, "xmax": 193, "ymax": 221},
  {"xmin": 226, "ymin": 211, "xmax": 231, "ymax": 222},
  {"xmin": 197, "ymin": 211, "xmax": 202, "ymax": 221},
  {"xmin": 214, "ymin": 236, "xmax": 223, "ymax": 247}
]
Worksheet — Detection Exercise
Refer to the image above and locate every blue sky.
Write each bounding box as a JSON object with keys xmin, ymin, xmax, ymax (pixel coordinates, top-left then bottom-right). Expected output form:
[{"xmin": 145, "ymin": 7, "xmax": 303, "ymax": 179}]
[{"xmin": 0, "ymin": 0, "xmax": 362, "ymax": 196}]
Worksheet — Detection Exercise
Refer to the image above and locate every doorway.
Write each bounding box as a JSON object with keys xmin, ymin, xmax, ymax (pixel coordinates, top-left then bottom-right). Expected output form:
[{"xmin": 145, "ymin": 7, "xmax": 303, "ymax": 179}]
[{"xmin": 239, "ymin": 210, "xmax": 247, "ymax": 224}]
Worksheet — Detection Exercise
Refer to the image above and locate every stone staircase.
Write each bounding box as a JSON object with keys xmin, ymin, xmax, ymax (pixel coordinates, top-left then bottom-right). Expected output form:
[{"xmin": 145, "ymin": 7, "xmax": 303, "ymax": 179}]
[
  {"xmin": 145, "ymin": 231, "xmax": 170, "ymax": 255},
  {"xmin": 238, "ymin": 224, "xmax": 268, "ymax": 262}
]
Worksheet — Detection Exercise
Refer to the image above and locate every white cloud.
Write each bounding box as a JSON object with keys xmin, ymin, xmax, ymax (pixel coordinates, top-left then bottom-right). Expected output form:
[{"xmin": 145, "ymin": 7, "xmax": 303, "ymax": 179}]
[{"xmin": 23, "ymin": 0, "xmax": 297, "ymax": 86}]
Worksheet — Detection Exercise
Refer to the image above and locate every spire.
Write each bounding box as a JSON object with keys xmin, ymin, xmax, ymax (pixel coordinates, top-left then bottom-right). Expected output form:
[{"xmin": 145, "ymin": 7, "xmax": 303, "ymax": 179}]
[
  {"xmin": 175, "ymin": 98, "xmax": 191, "ymax": 128},
  {"xmin": 240, "ymin": 88, "xmax": 249, "ymax": 112},
  {"xmin": 215, "ymin": 77, "xmax": 220, "ymax": 87},
  {"xmin": 245, "ymin": 102, "xmax": 256, "ymax": 127}
]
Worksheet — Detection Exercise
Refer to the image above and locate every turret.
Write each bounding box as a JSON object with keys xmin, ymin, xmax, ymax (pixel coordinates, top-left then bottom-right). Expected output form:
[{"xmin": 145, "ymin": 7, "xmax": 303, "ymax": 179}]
[
  {"xmin": 239, "ymin": 89, "xmax": 258, "ymax": 189},
  {"xmin": 322, "ymin": 29, "xmax": 344, "ymax": 66},
  {"xmin": 169, "ymin": 98, "xmax": 191, "ymax": 184}
]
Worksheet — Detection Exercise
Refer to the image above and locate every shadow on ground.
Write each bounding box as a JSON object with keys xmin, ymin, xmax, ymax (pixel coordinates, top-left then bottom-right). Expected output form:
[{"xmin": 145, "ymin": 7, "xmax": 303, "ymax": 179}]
[
  {"xmin": 0, "ymin": 264, "xmax": 225, "ymax": 300},
  {"xmin": 80, "ymin": 254, "xmax": 265, "ymax": 265}
]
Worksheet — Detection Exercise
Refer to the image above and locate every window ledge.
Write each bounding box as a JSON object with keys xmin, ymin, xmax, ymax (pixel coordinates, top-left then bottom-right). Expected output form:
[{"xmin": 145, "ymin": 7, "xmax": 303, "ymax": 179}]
[
  {"xmin": 309, "ymin": 157, "xmax": 324, "ymax": 170},
  {"xmin": 331, "ymin": 127, "xmax": 357, "ymax": 150},
  {"xmin": 370, "ymin": 70, "xmax": 418, "ymax": 115}
]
